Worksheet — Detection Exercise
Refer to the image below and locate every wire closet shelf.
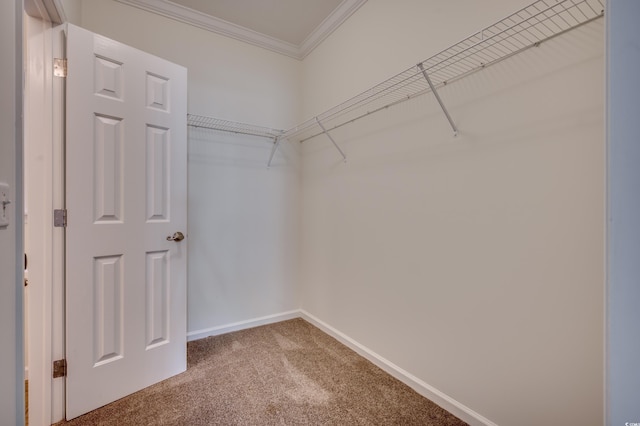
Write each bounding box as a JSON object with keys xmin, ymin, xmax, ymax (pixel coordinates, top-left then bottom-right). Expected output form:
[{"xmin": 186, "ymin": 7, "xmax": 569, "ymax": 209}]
[
  {"xmin": 187, "ymin": 114, "xmax": 284, "ymax": 140},
  {"xmin": 280, "ymin": 0, "xmax": 604, "ymax": 144}
]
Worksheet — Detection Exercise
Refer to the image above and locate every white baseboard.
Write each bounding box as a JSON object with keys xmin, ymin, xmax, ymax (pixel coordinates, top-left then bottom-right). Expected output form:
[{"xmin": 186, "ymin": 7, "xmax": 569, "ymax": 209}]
[
  {"xmin": 186, "ymin": 310, "xmax": 301, "ymax": 342},
  {"xmin": 187, "ymin": 309, "xmax": 496, "ymax": 426},
  {"xmin": 299, "ymin": 310, "xmax": 498, "ymax": 426}
]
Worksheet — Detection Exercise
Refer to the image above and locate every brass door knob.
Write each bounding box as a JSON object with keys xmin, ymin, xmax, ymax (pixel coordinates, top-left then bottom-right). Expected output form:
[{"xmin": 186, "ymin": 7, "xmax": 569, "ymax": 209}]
[{"xmin": 166, "ymin": 231, "xmax": 185, "ymax": 242}]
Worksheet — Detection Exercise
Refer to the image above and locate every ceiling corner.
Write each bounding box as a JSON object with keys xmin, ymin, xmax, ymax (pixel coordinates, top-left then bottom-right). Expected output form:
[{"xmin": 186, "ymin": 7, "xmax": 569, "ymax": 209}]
[
  {"xmin": 114, "ymin": 0, "xmax": 368, "ymax": 60},
  {"xmin": 299, "ymin": 0, "xmax": 368, "ymax": 59},
  {"xmin": 116, "ymin": 0, "xmax": 302, "ymax": 59}
]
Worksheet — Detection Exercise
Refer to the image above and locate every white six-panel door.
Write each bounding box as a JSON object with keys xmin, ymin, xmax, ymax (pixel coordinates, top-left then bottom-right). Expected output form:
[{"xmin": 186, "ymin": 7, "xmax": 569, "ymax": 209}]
[{"xmin": 65, "ymin": 24, "xmax": 187, "ymax": 420}]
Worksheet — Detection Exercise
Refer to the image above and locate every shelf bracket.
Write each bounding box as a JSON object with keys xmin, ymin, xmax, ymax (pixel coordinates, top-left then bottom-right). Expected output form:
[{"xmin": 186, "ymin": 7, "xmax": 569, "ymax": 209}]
[
  {"xmin": 267, "ymin": 136, "xmax": 281, "ymax": 168},
  {"xmin": 417, "ymin": 63, "xmax": 458, "ymax": 136},
  {"xmin": 316, "ymin": 117, "xmax": 347, "ymax": 162}
]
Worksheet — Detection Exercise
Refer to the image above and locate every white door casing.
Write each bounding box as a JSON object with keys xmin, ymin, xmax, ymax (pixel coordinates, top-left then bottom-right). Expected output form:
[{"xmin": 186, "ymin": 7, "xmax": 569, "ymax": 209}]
[{"xmin": 65, "ymin": 24, "xmax": 187, "ymax": 420}]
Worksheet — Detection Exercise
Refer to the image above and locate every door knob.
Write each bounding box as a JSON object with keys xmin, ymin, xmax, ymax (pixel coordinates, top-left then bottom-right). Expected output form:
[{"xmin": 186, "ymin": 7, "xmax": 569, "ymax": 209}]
[{"xmin": 166, "ymin": 231, "xmax": 185, "ymax": 242}]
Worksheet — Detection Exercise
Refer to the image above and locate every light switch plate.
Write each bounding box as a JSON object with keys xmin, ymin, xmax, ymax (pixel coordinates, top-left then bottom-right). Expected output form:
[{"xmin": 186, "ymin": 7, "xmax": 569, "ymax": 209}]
[{"xmin": 0, "ymin": 182, "xmax": 10, "ymax": 229}]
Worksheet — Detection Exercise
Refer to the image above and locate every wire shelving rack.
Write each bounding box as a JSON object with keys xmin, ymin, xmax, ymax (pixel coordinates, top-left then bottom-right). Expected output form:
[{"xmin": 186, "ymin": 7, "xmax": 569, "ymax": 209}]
[
  {"xmin": 187, "ymin": 114, "xmax": 284, "ymax": 140},
  {"xmin": 187, "ymin": 0, "xmax": 604, "ymax": 166},
  {"xmin": 280, "ymin": 0, "xmax": 604, "ymax": 146}
]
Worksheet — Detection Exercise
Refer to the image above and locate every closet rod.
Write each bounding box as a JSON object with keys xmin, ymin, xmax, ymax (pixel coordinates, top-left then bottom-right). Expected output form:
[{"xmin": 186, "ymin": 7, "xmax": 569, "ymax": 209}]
[{"xmin": 280, "ymin": 0, "xmax": 604, "ymax": 144}]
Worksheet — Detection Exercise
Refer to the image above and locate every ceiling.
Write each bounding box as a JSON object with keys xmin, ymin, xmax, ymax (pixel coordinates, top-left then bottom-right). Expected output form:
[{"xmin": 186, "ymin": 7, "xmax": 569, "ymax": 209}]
[
  {"xmin": 115, "ymin": 0, "xmax": 368, "ymax": 59},
  {"xmin": 170, "ymin": 0, "xmax": 343, "ymax": 46}
]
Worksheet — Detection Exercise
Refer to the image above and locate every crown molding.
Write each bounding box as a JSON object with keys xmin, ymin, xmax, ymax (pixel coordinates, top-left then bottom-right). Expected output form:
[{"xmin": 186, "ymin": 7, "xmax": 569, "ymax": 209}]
[
  {"xmin": 299, "ymin": 0, "xmax": 367, "ymax": 59},
  {"xmin": 115, "ymin": 0, "xmax": 367, "ymax": 60}
]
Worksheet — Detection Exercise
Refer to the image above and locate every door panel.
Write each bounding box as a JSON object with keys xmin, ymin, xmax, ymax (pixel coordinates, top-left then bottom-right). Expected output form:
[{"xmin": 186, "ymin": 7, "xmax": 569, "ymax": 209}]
[{"xmin": 65, "ymin": 24, "xmax": 187, "ymax": 420}]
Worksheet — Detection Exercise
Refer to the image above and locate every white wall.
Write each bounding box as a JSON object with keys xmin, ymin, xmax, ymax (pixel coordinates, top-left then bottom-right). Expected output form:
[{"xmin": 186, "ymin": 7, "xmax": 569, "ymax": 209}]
[
  {"xmin": 0, "ymin": 0, "xmax": 24, "ymax": 424},
  {"xmin": 60, "ymin": 0, "xmax": 82, "ymax": 25},
  {"xmin": 79, "ymin": 0, "xmax": 302, "ymax": 336},
  {"xmin": 300, "ymin": 1, "xmax": 604, "ymax": 425},
  {"xmin": 606, "ymin": 0, "xmax": 640, "ymax": 425},
  {"xmin": 301, "ymin": 0, "xmax": 533, "ymax": 118}
]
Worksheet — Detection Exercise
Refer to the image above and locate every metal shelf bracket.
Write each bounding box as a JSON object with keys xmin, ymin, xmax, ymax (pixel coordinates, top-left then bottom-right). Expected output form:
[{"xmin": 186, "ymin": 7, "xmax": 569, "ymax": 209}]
[
  {"xmin": 417, "ymin": 63, "xmax": 458, "ymax": 136},
  {"xmin": 267, "ymin": 136, "xmax": 282, "ymax": 168},
  {"xmin": 316, "ymin": 117, "xmax": 347, "ymax": 162}
]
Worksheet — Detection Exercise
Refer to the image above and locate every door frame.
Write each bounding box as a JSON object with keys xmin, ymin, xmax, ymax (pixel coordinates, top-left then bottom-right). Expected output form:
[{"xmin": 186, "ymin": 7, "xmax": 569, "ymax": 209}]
[
  {"xmin": 24, "ymin": 8, "xmax": 67, "ymax": 424},
  {"xmin": 25, "ymin": 13, "xmax": 189, "ymax": 422},
  {"xmin": 24, "ymin": 14, "xmax": 53, "ymax": 426}
]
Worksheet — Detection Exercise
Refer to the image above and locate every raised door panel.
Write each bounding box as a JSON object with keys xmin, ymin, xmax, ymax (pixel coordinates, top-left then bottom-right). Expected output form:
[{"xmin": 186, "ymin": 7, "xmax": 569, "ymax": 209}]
[{"xmin": 65, "ymin": 24, "xmax": 187, "ymax": 420}]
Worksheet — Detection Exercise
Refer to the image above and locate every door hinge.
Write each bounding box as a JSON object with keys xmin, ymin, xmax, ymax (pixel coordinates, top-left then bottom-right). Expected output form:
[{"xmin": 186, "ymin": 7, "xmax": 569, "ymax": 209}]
[
  {"xmin": 54, "ymin": 58, "xmax": 67, "ymax": 77},
  {"xmin": 54, "ymin": 209, "xmax": 67, "ymax": 227},
  {"xmin": 53, "ymin": 359, "xmax": 67, "ymax": 378}
]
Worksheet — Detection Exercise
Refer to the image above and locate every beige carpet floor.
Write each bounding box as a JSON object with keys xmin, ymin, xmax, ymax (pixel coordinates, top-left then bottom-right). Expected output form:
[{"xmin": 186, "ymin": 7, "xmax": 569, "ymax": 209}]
[{"xmin": 55, "ymin": 319, "xmax": 467, "ymax": 425}]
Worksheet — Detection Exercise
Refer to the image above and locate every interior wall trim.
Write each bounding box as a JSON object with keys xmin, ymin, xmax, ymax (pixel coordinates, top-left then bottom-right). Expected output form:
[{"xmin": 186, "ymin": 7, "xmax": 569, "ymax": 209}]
[
  {"xmin": 298, "ymin": 0, "xmax": 368, "ymax": 59},
  {"xmin": 24, "ymin": 0, "xmax": 66, "ymax": 23},
  {"xmin": 299, "ymin": 310, "xmax": 499, "ymax": 426},
  {"xmin": 190, "ymin": 308, "xmax": 497, "ymax": 425},
  {"xmin": 114, "ymin": 0, "xmax": 367, "ymax": 60},
  {"xmin": 186, "ymin": 310, "xmax": 301, "ymax": 341}
]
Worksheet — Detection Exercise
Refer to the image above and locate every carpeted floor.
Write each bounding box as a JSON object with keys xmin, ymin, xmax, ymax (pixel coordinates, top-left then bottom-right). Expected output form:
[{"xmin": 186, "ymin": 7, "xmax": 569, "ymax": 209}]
[{"xmin": 55, "ymin": 319, "xmax": 467, "ymax": 425}]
